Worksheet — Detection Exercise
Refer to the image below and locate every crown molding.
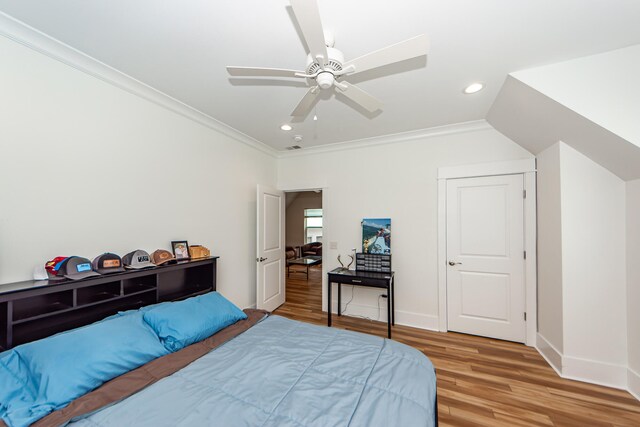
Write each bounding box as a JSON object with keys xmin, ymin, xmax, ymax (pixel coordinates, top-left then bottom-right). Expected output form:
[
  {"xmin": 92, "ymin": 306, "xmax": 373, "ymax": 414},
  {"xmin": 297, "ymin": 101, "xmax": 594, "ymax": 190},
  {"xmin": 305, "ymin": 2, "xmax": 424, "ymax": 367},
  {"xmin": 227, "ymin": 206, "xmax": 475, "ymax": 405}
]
[
  {"xmin": 0, "ymin": 12, "xmax": 278, "ymax": 158},
  {"xmin": 276, "ymin": 120, "xmax": 493, "ymax": 158}
]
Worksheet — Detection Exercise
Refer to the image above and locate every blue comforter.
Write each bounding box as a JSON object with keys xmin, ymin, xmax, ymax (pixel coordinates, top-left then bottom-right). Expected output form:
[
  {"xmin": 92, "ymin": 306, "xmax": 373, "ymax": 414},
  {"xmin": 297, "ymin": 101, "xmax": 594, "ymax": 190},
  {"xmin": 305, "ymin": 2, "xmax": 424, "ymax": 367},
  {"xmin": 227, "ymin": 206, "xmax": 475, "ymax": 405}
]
[{"xmin": 70, "ymin": 315, "xmax": 437, "ymax": 426}]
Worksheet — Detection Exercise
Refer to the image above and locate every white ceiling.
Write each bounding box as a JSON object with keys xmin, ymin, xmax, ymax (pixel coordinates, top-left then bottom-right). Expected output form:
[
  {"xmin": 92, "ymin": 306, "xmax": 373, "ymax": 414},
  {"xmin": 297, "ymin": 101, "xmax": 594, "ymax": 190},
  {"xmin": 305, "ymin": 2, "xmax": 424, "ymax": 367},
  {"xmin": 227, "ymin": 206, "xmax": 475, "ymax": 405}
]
[{"xmin": 1, "ymin": 0, "xmax": 640, "ymax": 150}]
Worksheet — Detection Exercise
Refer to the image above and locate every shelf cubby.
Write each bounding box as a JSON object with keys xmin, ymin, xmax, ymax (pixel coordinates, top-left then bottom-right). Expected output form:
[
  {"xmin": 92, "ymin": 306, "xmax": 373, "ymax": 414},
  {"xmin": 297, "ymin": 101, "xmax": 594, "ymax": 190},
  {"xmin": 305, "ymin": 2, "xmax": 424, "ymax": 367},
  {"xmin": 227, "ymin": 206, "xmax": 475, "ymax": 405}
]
[
  {"xmin": 11, "ymin": 292, "xmax": 158, "ymax": 347},
  {"xmin": 0, "ymin": 302, "xmax": 7, "ymax": 350},
  {"xmin": 158, "ymin": 262, "xmax": 215, "ymax": 302},
  {"xmin": 123, "ymin": 275, "xmax": 157, "ymax": 295},
  {"xmin": 77, "ymin": 281, "xmax": 121, "ymax": 306},
  {"xmin": 12, "ymin": 291, "xmax": 74, "ymax": 322}
]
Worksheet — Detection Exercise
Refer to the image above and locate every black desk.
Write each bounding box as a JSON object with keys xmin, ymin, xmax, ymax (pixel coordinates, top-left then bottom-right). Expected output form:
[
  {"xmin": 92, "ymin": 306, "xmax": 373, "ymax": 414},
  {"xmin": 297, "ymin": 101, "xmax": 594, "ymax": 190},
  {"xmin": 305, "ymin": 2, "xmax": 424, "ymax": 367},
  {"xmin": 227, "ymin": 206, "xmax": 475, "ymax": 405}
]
[{"xmin": 327, "ymin": 268, "xmax": 395, "ymax": 338}]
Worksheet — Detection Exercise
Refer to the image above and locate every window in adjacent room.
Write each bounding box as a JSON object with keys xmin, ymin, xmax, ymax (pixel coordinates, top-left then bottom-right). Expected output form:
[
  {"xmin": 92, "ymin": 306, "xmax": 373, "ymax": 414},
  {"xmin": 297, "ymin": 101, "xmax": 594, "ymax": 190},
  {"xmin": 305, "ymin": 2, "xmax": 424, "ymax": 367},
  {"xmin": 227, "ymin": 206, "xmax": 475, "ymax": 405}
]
[{"xmin": 304, "ymin": 209, "xmax": 323, "ymax": 243}]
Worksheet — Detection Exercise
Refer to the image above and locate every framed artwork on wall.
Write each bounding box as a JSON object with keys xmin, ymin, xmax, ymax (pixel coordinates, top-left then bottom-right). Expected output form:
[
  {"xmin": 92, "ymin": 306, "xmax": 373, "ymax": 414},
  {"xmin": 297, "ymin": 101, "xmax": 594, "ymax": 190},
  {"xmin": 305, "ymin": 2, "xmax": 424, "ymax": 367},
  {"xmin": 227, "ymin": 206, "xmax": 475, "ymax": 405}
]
[{"xmin": 362, "ymin": 218, "xmax": 391, "ymax": 254}]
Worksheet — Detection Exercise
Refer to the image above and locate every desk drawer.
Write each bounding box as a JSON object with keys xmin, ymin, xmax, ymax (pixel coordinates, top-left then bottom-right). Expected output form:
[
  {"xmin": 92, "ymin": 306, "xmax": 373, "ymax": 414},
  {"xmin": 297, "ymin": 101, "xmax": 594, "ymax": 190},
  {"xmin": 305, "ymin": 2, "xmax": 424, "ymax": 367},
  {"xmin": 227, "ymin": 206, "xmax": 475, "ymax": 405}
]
[{"xmin": 331, "ymin": 276, "xmax": 388, "ymax": 288}]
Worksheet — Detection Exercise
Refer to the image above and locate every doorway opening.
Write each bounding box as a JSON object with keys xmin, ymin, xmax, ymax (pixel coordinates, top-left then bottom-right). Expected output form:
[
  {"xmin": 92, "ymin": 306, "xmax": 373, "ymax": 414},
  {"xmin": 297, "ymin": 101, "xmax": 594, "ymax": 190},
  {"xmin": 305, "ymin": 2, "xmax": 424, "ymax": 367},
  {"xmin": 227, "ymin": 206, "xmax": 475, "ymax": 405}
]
[{"xmin": 284, "ymin": 190, "xmax": 323, "ymax": 312}]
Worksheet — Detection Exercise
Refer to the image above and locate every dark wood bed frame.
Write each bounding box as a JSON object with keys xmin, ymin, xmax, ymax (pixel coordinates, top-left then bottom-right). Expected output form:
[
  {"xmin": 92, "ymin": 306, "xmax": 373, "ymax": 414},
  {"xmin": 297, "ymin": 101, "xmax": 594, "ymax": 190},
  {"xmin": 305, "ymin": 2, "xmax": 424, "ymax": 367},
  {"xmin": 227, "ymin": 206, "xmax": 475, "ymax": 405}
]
[{"xmin": 0, "ymin": 257, "xmax": 218, "ymax": 350}]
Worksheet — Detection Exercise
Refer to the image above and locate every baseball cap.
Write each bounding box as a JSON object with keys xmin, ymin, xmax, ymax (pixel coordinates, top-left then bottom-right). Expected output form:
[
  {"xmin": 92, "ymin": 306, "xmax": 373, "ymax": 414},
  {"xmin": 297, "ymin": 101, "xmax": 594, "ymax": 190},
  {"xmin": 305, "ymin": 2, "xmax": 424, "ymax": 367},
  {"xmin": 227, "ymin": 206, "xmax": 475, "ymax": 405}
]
[
  {"xmin": 122, "ymin": 250, "xmax": 156, "ymax": 269},
  {"xmin": 58, "ymin": 256, "xmax": 101, "ymax": 280},
  {"xmin": 151, "ymin": 249, "xmax": 175, "ymax": 266},
  {"xmin": 92, "ymin": 253, "xmax": 126, "ymax": 275},
  {"xmin": 44, "ymin": 256, "xmax": 69, "ymax": 280}
]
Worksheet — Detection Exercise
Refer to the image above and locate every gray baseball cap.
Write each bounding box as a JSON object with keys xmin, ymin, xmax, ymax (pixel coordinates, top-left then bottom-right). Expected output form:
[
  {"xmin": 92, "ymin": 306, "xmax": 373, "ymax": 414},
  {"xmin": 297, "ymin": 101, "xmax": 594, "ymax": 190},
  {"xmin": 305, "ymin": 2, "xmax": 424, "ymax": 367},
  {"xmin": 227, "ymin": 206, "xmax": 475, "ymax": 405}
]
[
  {"xmin": 122, "ymin": 250, "xmax": 156, "ymax": 269},
  {"xmin": 58, "ymin": 256, "xmax": 101, "ymax": 280}
]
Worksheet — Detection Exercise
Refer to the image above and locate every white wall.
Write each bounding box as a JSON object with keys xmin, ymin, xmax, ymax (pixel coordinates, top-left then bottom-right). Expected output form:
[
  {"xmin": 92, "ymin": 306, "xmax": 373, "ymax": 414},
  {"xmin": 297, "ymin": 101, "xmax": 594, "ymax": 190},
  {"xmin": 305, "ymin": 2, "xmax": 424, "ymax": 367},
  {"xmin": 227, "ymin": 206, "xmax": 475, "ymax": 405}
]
[
  {"xmin": 0, "ymin": 35, "xmax": 277, "ymax": 309},
  {"xmin": 285, "ymin": 192, "xmax": 322, "ymax": 247},
  {"xmin": 627, "ymin": 179, "xmax": 640, "ymax": 396},
  {"xmin": 559, "ymin": 143, "xmax": 627, "ymax": 381},
  {"xmin": 278, "ymin": 126, "xmax": 533, "ymax": 329},
  {"xmin": 536, "ymin": 143, "xmax": 564, "ymax": 354},
  {"xmin": 535, "ymin": 142, "xmax": 628, "ymax": 388}
]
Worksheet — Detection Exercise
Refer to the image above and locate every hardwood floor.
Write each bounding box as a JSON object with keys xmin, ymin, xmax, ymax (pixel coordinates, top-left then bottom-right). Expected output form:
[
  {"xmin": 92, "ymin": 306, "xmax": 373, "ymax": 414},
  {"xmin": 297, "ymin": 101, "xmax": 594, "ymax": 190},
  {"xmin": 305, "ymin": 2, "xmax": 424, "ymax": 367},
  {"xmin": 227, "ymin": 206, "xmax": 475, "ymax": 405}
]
[{"xmin": 275, "ymin": 266, "xmax": 640, "ymax": 427}]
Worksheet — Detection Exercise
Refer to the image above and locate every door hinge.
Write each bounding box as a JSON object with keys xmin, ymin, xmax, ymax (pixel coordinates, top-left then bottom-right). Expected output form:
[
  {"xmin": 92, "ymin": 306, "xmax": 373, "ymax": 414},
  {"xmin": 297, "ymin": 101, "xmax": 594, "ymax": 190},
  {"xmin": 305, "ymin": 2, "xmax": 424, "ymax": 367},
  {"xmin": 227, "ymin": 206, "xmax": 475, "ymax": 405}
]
[
  {"xmin": 523, "ymin": 189, "xmax": 527, "ymax": 199},
  {"xmin": 524, "ymin": 312, "xmax": 527, "ymax": 321},
  {"xmin": 524, "ymin": 251, "xmax": 527, "ymax": 260}
]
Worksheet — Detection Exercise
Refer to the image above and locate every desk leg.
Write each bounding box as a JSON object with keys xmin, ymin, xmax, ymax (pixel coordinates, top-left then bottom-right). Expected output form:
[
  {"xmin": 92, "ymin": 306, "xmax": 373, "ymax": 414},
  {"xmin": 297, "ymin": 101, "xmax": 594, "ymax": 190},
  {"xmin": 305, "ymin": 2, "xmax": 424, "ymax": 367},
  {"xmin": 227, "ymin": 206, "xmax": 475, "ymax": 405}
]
[
  {"xmin": 338, "ymin": 282, "xmax": 341, "ymax": 316},
  {"xmin": 387, "ymin": 283, "xmax": 392, "ymax": 339},
  {"xmin": 328, "ymin": 280, "xmax": 332, "ymax": 327},
  {"xmin": 391, "ymin": 278, "xmax": 395, "ymax": 326}
]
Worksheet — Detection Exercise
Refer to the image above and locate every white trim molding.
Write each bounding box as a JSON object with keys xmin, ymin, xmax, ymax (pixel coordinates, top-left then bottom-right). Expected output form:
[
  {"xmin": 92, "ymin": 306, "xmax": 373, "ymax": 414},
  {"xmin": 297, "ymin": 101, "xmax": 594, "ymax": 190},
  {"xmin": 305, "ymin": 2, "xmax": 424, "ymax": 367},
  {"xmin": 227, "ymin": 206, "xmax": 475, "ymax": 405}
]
[
  {"xmin": 279, "ymin": 184, "xmax": 331, "ymax": 314},
  {"xmin": 628, "ymin": 368, "xmax": 640, "ymax": 400},
  {"xmin": 0, "ymin": 12, "xmax": 277, "ymax": 158},
  {"xmin": 278, "ymin": 120, "xmax": 493, "ymax": 158},
  {"xmin": 537, "ymin": 334, "xmax": 629, "ymax": 390},
  {"xmin": 437, "ymin": 158, "xmax": 536, "ymax": 179},
  {"xmin": 536, "ymin": 334, "xmax": 563, "ymax": 376},
  {"xmin": 562, "ymin": 355, "xmax": 628, "ymax": 390},
  {"xmin": 437, "ymin": 159, "xmax": 538, "ymax": 347},
  {"xmin": 329, "ymin": 299, "xmax": 439, "ymax": 332}
]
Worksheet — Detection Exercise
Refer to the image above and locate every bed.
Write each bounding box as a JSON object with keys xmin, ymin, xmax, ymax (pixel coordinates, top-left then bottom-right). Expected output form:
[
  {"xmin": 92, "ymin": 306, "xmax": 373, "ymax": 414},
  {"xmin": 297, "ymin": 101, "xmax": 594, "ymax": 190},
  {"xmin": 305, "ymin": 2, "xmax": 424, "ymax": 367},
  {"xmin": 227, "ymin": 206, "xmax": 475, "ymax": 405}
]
[{"xmin": 0, "ymin": 292, "xmax": 437, "ymax": 427}]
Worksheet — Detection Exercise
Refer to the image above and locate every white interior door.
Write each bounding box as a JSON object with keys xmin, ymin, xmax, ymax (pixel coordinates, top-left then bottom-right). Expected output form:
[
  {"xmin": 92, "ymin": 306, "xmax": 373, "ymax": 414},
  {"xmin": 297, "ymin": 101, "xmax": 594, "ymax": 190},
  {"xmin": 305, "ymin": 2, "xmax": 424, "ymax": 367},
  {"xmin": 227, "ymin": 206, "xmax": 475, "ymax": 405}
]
[
  {"xmin": 446, "ymin": 174, "xmax": 526, "ymax": 343},
  {"xmin": 256, "ymin": 185, "xmax": 285, "ymax": 312}
]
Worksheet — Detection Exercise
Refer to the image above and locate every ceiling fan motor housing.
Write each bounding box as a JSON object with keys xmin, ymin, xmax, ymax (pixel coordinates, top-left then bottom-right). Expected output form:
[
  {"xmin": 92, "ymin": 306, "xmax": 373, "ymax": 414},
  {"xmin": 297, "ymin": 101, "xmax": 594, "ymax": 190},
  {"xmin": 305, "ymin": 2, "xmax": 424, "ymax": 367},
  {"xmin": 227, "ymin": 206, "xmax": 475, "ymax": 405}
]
[{"xmin": 306, "ymin": 47, "xmax": 344, "ymax": 89}]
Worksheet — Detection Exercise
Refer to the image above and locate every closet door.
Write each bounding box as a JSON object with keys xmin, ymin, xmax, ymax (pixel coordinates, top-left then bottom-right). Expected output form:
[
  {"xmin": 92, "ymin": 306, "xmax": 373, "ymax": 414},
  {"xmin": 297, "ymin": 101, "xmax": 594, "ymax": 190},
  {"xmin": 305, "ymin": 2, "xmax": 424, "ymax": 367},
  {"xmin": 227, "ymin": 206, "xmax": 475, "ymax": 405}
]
[{"xmin": 446, "ymin": 174, "xmax": 525, "ymax": 343}]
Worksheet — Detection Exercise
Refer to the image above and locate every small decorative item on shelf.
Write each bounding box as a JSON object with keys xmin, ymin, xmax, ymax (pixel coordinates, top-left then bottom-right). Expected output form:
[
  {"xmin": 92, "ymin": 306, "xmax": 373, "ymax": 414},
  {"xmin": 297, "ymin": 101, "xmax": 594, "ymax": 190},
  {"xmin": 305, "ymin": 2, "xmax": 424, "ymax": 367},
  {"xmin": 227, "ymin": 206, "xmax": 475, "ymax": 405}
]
[
  {"xmin": 337, "ymin": 254, "xmax": 354, "ymax": 270},
  {"xmin": 190, "ymin": 245, "xmax": 211, "ymax": 259},
  {"xmin": 151, "ymin": 249, "xmax": 176, "ymax": 266},
  {"xmin": 171, "ymin": 241, "xmax": 191, "ymax": 260},
  {"xmin": 356, "ymin": 253, "xmax": 392, "ymax": 273}
]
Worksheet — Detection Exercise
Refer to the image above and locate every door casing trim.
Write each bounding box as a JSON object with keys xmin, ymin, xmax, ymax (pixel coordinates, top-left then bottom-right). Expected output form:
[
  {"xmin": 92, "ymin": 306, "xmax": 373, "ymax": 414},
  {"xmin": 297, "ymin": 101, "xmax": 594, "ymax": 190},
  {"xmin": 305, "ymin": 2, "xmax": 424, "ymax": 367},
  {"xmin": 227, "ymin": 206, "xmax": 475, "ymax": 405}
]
[
  {"xmin": 437, "ymin": 159, "xmax": 537, "ymax": 346},
  {"xmin": 278, "ymin": 186, "xmax": 330, "ymax": 313}
]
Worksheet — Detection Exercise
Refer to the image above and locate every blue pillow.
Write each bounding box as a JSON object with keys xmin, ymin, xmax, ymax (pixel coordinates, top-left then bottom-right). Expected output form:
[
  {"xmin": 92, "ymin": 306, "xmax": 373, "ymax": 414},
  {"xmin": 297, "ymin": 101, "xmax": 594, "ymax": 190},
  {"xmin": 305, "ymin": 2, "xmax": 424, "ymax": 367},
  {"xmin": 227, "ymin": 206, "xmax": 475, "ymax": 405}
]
[
  {"xmin": 2, "ymin": 313, "xmax": 168, "ymax": 427},
  {"xmin": 0, "ymin": 351, "xmax": 39, "ymax": 427},
  {"xmin": 143, "ymin": 292, "xmax": 247, "ymax": 352}
]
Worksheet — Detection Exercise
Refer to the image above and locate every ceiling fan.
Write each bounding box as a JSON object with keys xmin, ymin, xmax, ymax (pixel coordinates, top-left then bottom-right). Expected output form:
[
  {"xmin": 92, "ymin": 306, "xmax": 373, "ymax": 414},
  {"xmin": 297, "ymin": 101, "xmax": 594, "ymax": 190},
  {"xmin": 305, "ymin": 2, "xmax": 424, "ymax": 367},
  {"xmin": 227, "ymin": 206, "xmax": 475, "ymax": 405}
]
[{"xmin": 226, "ymin": 0, "xmax": 429, "ymax": 119}]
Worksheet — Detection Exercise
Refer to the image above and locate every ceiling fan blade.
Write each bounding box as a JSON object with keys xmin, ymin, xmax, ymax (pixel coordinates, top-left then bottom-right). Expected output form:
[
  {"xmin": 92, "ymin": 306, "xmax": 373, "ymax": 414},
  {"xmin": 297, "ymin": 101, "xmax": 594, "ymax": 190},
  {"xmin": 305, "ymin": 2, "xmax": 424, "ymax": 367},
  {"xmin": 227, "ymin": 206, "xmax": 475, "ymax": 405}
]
[
  {"xmin": 291, "ymin": 86, "xmax": 320, "ymax": 117},
  {"xmin": 343, "ymin": 34, "xmax": 429, "ymax": 76},
  {"xmin": 226, "ymin": 66, "xmax": 305, "ymax": 78},
  {"xmin": 290, "ymin": 0, "xmax": 328, "ymax": 66},
  {"xmin": 336, "ymin": 82, "xmax": 383, "ymax": 112}
]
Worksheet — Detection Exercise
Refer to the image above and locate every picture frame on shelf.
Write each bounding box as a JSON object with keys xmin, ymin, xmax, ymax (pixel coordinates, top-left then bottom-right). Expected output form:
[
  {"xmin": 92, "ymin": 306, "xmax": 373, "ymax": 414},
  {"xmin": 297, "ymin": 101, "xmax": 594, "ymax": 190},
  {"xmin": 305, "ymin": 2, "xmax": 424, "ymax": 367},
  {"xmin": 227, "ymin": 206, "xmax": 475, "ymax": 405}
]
[{"xmin": 171, "ymin": 240, "xmax": 191, "ymax": 260}]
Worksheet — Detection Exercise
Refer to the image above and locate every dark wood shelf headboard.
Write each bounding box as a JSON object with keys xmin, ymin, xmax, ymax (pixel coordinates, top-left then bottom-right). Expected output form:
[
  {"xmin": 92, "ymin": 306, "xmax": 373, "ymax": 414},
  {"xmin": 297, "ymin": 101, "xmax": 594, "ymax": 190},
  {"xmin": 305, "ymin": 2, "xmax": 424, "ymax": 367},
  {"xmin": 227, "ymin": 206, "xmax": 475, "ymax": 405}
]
[{"xmin": 0, "ymin": 257, "xmax": 218, "ymax": 350}]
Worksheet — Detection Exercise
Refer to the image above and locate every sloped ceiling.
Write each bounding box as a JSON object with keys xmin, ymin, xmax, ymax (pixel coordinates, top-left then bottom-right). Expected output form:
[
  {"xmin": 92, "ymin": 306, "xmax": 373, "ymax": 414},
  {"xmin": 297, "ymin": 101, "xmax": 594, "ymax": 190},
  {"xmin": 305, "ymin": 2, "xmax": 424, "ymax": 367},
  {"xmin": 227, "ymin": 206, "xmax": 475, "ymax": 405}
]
[
  {"xmin": 1, "ymin": 0, "xmax": 640, "ymax": 150},
  {"xmin": 488, "ymin": 45, "xmax": 640, "ymax": 180}
]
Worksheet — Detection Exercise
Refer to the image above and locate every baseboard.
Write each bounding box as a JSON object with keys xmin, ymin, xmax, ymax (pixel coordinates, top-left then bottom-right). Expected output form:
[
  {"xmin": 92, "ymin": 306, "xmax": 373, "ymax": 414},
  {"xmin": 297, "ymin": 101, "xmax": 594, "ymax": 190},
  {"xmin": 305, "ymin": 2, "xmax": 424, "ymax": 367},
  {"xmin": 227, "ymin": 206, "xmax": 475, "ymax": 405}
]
[
  {"xmin": 536, "ymin": 333, "xmax": 628, "ymax": 391},
  {"xmin": 330, "ymin": 299, "xmax": 439, "ymax": 332},
  {"xmin": 536, "ymin": 333, "xmax": 563, "ymax": 376},
  {"xmin": 562, "ymin": 355, "xmax": 627, "ymax": 390},
  {"xmin": 628, "ymin": 368, "xmax": 640, "ymax": 400},
  {"xmin": 244, "ymin": 304, "xmax": 257, "ymax": 310},
  {"xmin": 395, "ymin": 310, "xmax": 439, "ymax": 331}
]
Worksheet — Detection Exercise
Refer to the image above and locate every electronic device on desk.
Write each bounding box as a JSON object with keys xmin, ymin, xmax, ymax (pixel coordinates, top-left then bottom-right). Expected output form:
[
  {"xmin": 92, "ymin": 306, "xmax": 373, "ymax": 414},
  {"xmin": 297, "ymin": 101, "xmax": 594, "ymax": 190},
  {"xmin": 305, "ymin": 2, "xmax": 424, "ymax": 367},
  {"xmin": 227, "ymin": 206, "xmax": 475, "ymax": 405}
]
[{"xmin": 355, "ymin": 253, "xmax": 392, "ymax": 273}]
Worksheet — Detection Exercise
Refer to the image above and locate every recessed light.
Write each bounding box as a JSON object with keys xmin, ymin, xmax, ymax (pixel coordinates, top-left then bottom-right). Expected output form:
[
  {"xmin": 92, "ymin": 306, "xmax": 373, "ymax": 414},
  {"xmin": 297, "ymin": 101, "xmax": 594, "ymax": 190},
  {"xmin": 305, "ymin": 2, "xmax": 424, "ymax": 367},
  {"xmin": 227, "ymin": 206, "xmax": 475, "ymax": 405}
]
[
  {"xmin": 280, "ymin": 124, "xmax": 292, "ymax": 131},
  {"xmin": 464, "ymin": 83, "xmax": 484, "ymax": 94}
]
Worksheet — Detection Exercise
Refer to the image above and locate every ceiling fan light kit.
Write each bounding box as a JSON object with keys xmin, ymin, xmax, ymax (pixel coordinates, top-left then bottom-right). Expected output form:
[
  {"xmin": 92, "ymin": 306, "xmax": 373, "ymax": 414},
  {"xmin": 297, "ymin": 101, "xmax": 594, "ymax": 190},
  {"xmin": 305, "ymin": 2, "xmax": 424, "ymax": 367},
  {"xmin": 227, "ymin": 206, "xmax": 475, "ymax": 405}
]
[{"xmin": 226, "ymin": 0, "xmax": 429, "ymax": 120}]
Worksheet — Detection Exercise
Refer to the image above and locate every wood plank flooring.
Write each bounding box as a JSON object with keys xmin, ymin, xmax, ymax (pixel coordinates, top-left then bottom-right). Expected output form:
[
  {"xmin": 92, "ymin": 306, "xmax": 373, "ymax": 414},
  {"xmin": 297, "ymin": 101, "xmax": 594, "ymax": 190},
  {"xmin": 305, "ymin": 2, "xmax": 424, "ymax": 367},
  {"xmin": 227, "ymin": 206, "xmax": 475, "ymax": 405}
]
[{"xmin": 274, "ymin": 266, "xmax": 640, "ymax": 427}]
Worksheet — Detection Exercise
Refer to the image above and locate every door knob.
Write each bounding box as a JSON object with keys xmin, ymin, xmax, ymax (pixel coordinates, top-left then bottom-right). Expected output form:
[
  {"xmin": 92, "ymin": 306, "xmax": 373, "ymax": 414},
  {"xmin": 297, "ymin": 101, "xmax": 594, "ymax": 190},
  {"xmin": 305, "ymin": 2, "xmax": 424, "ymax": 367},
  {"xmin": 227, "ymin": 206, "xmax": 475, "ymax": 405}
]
[
  {"xmin": 257, "ymin": 257, "xmax": 268, "ymax": 262},
  {"xmin": 448, "ymin": 261, "xmax": 462, "ymax": 266}
]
